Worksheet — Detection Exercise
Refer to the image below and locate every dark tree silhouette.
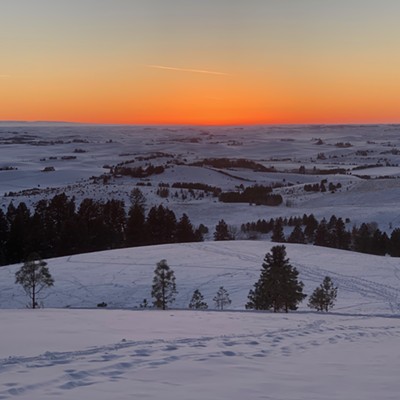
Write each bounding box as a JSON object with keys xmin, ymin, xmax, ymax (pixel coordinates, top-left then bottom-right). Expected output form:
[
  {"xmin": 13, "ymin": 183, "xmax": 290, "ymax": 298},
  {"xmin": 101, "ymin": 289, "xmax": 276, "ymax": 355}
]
[
  {"xmin": 308, "ymin": 276, "xmax": 338, "ymax": 312},
  {"xmin": 246, "ymin": 245, "xmax": 306, "ymax": 312},
  {"xmin": 214, "ymin": 219, "xmax": 233, "ymax": 241},
  {"xmin": 15, "ymin": 254, "xmax": 54, "ymax": 309},
  {"xmin": 151, "ymin": 259, "xmax": 177, "ymax": 310},
  {"xmin": 271, "ymin": 220, "xmax": 285, "ymax": 243},
  {"xmin": 189, "ymin": 289, "xmax": 208, "ymax": 310}
]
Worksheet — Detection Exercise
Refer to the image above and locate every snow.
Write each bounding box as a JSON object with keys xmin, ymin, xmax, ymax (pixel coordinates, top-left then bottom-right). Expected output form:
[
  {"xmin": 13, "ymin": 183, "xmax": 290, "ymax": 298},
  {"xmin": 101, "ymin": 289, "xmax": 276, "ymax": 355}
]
[
  {"xmin": 2, "ymin": 123, "xmax": 400, "ymax": 230},
  {"xmin": 1, "ymin": 241, "xmax": 400, "ymax": 399},
  {"xmin": 1, "ymin": 309, "xmax": 399, "ymax": 399},
  {"xmin": 2, "ymin": 123, "xmax": 400, "ymax": 398}
]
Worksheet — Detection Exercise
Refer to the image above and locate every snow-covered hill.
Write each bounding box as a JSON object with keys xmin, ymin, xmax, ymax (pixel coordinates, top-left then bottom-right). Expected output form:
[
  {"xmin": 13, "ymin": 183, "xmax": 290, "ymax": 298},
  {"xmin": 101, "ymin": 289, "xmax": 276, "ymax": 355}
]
[
  {"xmin": 1, "ymin": 241, "xmax": 400, "ymax": 314},
  {"xmin": 1, "ymin": 227, "xmax": 400, "ymax": 400}
]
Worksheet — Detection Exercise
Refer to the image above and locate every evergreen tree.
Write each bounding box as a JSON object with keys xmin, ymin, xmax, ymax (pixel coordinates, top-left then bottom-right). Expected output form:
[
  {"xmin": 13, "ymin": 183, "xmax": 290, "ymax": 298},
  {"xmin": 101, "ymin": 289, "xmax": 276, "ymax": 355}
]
[
  {"xmin": 389, "ymin": 228, "xmax": 400, "ymax": 257},
  {"xmin": 126, "ymin": 203, "xmax": 146, "ymax": 246},
  {"xmin": 151, "ymin": 259, "xmax": 177, "ymax": 310},
  {"xmin": 246, "ymin": 245, "xmax": 306, "ymax": 312},
  {"xmin": 271, "ymin": 220, "xmax": 285, "ymax": 242},
  {"xmin": 332, "ymin": 217, "xmax": 351, "ymax": 250},
  {"xmin": 287, "ymin": 225, "xmax": 305, "ymax": 244},
  {"xmin": 213, "ymin": 286, "xmax": 231, "ymax": 310},
  {"xmin": 353, "ymin": 223, "xmax": 373, "ymax": 253},
  {"xmin": 15, "ymin": 253, "xmax": 54, "ymax": 309},
  {"xmin": 189, "ymin": 289, "xmax": 208, "ymax": 310},
  {"xmin": 146, "ymin": 205, "xmax": 177, "ymax": 244},
  {"xmin": 314, "ymin": 218, "xmax": 330, "ymax": 247},
  {"xmin": 176, "ymin": 213, "xmax": 198, "ymax": 243},
  {"xmin": 0, "ymin": 209, "xmax": 9, "ymax": 265},
  {"xmin": 308, "ymin": 276, "xmax": 338, "ymax": 312},
  {"xmin": 213, "ymin": 219, "xmax": 232, "ymax": 241},
  {"xmin": 6, "ymin": 202, "xmax": 32, "ymax": 263},
  {"xmin": 304, "ymin": 214, "xmax": 318, "ymax": 241},
  {"xmin": 103, "ymin": 199, "xmax": 126, "ymax": 248}
]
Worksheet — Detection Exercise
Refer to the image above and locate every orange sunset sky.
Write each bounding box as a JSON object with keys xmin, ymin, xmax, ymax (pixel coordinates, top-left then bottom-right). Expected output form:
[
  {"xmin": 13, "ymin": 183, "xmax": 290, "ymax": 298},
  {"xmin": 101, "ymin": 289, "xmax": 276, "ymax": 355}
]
[{"xmin": 1, "ymin": 0, "xmax": 400, "ymax": 125}]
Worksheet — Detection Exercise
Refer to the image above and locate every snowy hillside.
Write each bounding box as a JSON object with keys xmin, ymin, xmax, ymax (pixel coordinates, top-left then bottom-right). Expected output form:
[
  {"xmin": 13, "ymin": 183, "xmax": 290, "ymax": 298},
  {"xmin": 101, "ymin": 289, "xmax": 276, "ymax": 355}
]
[
  {"xmin": 1, "ymin": 241, "xmax": 400, "ymax": 314},
  {"xmin": 1, "ymin": 223, "xmax": 400, "ymax": 400}
]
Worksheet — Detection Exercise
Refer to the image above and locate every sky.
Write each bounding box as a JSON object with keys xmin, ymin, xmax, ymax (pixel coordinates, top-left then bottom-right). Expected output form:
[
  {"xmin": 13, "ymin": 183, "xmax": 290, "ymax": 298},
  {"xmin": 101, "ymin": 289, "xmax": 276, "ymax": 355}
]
[{"xmin": 1, "ymin": 0, "xmax": 400, "ymax": 125}]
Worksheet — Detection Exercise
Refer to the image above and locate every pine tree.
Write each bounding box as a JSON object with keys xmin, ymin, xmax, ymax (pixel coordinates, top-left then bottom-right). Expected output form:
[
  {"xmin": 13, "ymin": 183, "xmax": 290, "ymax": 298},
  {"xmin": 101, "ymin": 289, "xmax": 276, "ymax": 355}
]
[
  {"xmin": 15, "ymin": 253, "xmax": 54, "ymax": 309},
  {"xmin": 287, "ymin": 225, "xmax": 305, "ymax": 244},
  {"xmin": 214, "ymin": 219, "xmax": 232, "ymax": 241},
  {"xmin": 213, "ymin": 286, "xmax": 231, "ymax": 310},
  {"xmin": 308, "ymin": 276, "xmax": 338, "ymax": 312},
  {"xmin": 189, "ymin": 289, "xmax": 208, "ymax": 310},
  {"xmin": 176, "ymin": 213, "xmax": 197, "ymax": 243},
  {"xmin": 246, "ymin": 245, "xmax": 306, "ymax": 312},
  {"xmin": 389, "ymin": 228, "xmax": 400, "ymax": 257},
  {"xmin": 126, "ymin": 203, "xmax": 146, "ymax": 246},
  {"xmin": 151, "ymin": 259, "xmax": 177, "ymax": 310},
  {"xmin": 304, "ymin": 214, "xmax": 318, "ymax": 241},
  {"xmin": 332, "ymin": 217, "xmax": 351, "ymax": 250},
  {"xmin": 271, "ymin": 220, "xmax": 285, "ymax": 242},
  {"xmin": 314, "ymin": 218, "xmax": 330, "ymax": 247}
]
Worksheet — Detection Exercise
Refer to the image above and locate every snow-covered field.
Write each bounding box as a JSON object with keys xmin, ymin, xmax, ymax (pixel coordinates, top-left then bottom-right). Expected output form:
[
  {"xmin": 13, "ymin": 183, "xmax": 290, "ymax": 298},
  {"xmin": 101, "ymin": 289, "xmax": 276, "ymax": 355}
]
[
  {"xmin": 2, "ymin": 123, "xmax": 400, "ymax": 399},
  {"xmin": 1, "ymin": 242, "xmax": 400, "ymax": 399},
  {"xmin": 2, "ymin": 123, "xmax": 400, "ymax": 229},
  {"xmin": 1, "ymin": 309, "xmax": 400, "ymax": 400}
]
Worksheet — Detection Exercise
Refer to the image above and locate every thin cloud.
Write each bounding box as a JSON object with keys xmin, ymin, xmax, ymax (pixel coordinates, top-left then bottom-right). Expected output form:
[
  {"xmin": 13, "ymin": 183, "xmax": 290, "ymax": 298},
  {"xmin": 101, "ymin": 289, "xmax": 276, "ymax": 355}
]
[
  {"xmin": 147, "ymin": 64, "xmax": 232, "ymax": 76},
  {"xmin": 0, "ymin": 75, "xmax": 10, "ymax": 78}
]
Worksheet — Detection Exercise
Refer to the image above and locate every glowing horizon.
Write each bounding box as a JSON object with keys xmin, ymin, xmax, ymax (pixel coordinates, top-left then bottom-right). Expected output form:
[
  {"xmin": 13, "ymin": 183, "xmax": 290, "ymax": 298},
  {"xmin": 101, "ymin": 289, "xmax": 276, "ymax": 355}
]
[{"xmin": 1, "ymin": 0, "xmax": 400, "ymax": 126}]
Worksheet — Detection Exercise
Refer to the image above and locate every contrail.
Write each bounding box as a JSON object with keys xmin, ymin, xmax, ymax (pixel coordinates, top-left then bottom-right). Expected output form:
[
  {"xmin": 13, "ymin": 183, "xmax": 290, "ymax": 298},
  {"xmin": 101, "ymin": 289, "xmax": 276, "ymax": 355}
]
[
  {"xmin": 147, "ymin": 64, "xmax": 232, "ymax": 76},
  {"xmin": 0, "ymin": 75, "xmax": 10, "ymax": 78}
]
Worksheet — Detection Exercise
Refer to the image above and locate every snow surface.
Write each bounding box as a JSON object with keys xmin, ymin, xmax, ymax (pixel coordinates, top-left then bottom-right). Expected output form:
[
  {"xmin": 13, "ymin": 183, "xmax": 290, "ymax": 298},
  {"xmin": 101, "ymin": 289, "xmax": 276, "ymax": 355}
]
[
  {"xmin": 2, "ymin": 123, "xmax": 400, "ymax": 230},
  {"xmin": 2, "ymin": 124, "xmax": 400, "ymax": 398},
  {"xmin": 1, "ymin": 310, "xmax": 399, "ymax": 400},
  {"xmin": 1, "ymin": 242, "xmax": 400, "ymax": 399}
]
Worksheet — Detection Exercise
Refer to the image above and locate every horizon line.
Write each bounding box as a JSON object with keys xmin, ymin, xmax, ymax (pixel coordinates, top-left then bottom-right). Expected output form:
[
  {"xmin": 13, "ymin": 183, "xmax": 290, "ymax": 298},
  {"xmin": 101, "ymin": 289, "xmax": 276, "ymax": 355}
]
[{"xmin": 1, "ymin": 120, "xmax": 400, "ymax": 127}]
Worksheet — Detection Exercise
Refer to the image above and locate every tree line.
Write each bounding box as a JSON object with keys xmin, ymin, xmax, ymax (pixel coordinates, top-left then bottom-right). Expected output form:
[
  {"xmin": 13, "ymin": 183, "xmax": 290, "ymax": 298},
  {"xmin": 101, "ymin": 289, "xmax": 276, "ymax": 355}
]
[
  {"xmin": 241, "ymin": 214, "xmax": 400, "ymax": 257},
  {"xmin": 0, "ymin": 191, "xmax": 203, "ymax": 266}
]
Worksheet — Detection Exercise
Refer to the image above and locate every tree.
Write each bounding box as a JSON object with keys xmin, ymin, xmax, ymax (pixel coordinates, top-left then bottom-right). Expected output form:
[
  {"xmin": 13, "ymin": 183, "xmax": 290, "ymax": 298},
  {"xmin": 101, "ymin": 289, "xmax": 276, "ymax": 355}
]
[
  {"xmin": 126, "ymin": 203, "xmax": 146, "ymax": 246},
  {"xmin": 151, "ymin": 259, "xmax": 177, "ymax": 310},
  {"xmin": 129, "ymin": 188, "xmax": 146, "ymax": 211},
  {"xmin": 176, "ymin": 213, "xmax": 198, "ymax": 243},
  {"xmin": 287, "ymin": 225, "xmax": 305, "ymax": 244},
  {"xmin": 214, "ymin": 219, "xmax": 233, "ymax": 241},
  {"xmin": 308, "ymin": 276, "xmax": 338, "ymax": 312},
  {"xmin": 271, "ymin": 220, "xmax": 285, "ymax": 243},
  {"xmin": 189, "ymin": 289, "xmax": 208, "ymax": 310},
  {"xmin": 246, "ymin": 245, "xmax": 306, "ymax": 312},
  {"xmin": 15, "ymin": 254, "xmax": 54, "ymax": 309},
  {"xmin": 213, "ymin": 286, "xmax": 231, "ymax": 310},
  {"xmin": 314, "ymin": 218, "xmax": 330, "ymax": 247}
]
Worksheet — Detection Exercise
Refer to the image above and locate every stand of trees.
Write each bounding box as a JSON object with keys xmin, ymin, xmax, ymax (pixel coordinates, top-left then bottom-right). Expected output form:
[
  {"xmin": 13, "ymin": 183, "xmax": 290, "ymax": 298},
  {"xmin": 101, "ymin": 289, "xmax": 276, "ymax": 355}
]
[
  {"xmin": 219, "ymin": 184, "xmax": 283, "ymax": 206},
  {"xmin": 0, "ymin": 194, "xmax": 203, "ymax": 266},
  {"xmin": 241, "ymin": 214, "xmax": 400, "ymax": 257}
]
